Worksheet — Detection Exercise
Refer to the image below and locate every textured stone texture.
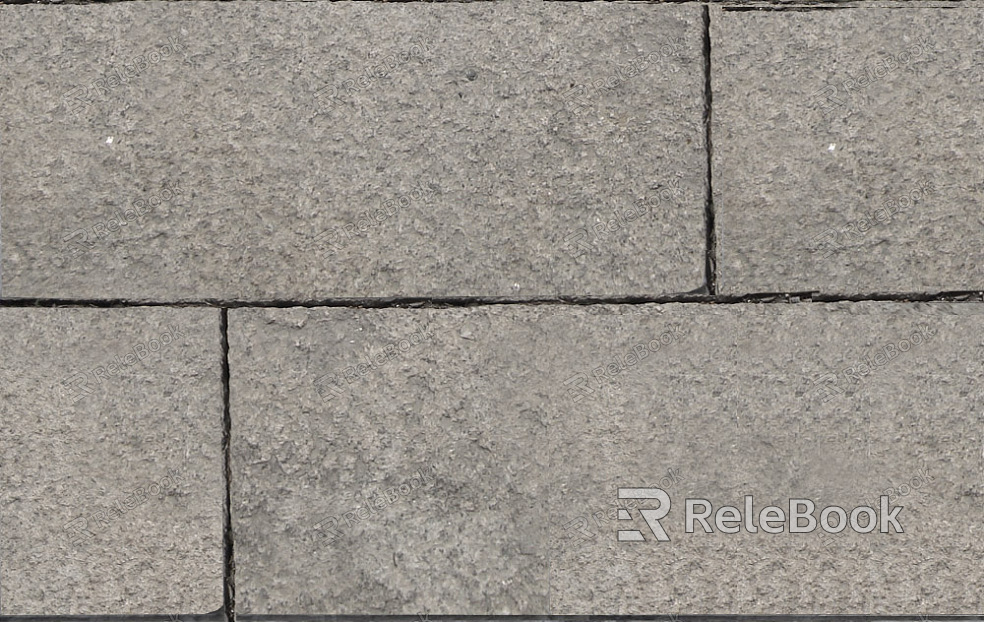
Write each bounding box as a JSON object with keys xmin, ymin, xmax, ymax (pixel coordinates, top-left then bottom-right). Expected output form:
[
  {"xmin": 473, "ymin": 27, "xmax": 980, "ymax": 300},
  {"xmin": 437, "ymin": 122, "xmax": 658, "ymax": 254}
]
[
  {"xmin": 0, "ymin": 308, "xmax": 224, "ymax": 614},
  {"xmin": 229, "ymin": 307, "xmax": 553, "ymax": 614},
  {"xmin": 0, "ymin": 1, "xmax": 706, "ymax": 301},
  {"xmin": 712, "ymin": 8, "xmax": 984, "ymax": 295},
  {"xmin": 230, "ymin": 303, "xmax": 984, "ymax": 615}
]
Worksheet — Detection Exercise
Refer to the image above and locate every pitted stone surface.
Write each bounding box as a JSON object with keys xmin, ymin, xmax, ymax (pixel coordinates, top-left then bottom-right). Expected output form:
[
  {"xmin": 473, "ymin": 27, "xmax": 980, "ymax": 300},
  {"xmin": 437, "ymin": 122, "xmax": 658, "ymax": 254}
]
[
  {"xmin": 0, "ymin": 308, "xmax": 224, "ymax": 615},
  {"xmin": 230, "ymin": 303, "xmax": 984, "ymax": 615},
  {"xmin": 712, "ymin": 8, "xmax": 984, "ymax": 295},
  {"xmin": 0, "ymin": 1, "xmax": 706, "ymax": 301}
]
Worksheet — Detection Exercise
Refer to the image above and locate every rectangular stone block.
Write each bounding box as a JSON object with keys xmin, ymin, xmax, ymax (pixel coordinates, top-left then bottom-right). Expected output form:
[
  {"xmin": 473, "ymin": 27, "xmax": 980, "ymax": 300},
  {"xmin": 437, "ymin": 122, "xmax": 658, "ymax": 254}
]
[
  {"xmin": 0, "ymin": 308, "xmax": 224, "ymax": 614},
  {"xmin": 711, "ymin": 8, "xmax": 984, "ymax": 295},
  {"xmin": 0, "ymin": 1, "xmax": 707, "ymax": 301},
  {"xmin": 229, "ymin": 302, "xmax": 984, "ymax": 615}
]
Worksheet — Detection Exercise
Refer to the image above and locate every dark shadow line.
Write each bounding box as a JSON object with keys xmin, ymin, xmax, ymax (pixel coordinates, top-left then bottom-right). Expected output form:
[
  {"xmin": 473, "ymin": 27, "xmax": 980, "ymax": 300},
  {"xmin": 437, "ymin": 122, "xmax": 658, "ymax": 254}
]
[
  {"xmin": 220, "ymin": 309, "xmax": 236, "ymax": 622},
  {"xmin": 702, "ymin": 3, "xmax": 716, "ymax": 295},
  {"xmin": 0, "ymin": 291, "xmax": 982, "ymax": 309}
]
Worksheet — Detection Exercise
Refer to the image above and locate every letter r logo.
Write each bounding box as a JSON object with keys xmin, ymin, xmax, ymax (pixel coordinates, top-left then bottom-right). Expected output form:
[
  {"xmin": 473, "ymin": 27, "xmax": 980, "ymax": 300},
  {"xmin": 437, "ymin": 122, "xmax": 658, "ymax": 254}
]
[
  {"xmin": 61, "ymin": 372, "xmax": 93, "ymax": 403},
  {"xmin": 617, "ymin": 487, "xmax": 671, "ymax": 542}
]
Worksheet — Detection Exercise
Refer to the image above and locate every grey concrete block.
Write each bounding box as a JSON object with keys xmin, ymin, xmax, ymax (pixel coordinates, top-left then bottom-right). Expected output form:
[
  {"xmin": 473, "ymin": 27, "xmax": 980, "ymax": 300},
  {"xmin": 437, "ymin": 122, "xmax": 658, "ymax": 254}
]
[
  {"xmin": 0, "ymin": 1, "xmax": 707, "ymax": 301},
  {"xmin": 230, "ymin": 302, "xmax": 984, "ymax": 615},
  {"xmin": 0, "ymin": 308, "xmax": 224, "ymax": 614},
  {"xmin": 229, "ymin": 307, "xmax": 554, "ymax": 614},
  {"xmin": 712, "ymin": 8, "xmax": 984, "ymax": 295}
]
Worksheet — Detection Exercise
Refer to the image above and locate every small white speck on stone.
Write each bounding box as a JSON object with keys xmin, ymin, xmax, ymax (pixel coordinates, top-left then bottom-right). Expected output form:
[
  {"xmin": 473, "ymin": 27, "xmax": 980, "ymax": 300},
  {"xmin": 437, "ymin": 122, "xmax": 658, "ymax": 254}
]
[
  {"xmin": 106, "ymin": 137, "xmax": 113, "ymax": 144},
  {"xmin": 828, "ymin": 144, "xmax": 836, "ymax": 151}
]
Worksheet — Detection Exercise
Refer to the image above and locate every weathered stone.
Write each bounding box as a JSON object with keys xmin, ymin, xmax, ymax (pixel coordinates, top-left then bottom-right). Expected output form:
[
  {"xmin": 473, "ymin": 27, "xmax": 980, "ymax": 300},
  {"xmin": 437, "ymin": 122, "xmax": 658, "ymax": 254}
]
[
  {"xmin": 0, "ymin": 1, "xmax": 707, "ymax": 301},
  {"xmin": 0, "ymin": 308, "xmax": 224, "ymax": 614},
  {"xmin": 712, "ymin": 7, "xmax": 984, "ymax": 295},
  {"xmin": 230, "ymin": 303, "xmax": 984, "ymax": 614}
]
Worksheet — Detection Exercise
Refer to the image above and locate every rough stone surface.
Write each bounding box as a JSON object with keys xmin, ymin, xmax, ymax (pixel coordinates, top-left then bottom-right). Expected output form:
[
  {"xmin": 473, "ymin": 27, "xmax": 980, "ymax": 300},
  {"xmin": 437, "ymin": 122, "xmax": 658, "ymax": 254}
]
[
  {"xmin": 0, "ymin": 1, "xmax": 707, "ymax": 301},
  {"xmin": 0, "ymin": 308, "xmax": 224, "ymax": 614},
  {"xmin": 230, "ymin": 303, "xmax": 984, "ymax": 615},
  {"xmin": 712, "ymin": 8, "xmax": 984, "ymax": 295}
]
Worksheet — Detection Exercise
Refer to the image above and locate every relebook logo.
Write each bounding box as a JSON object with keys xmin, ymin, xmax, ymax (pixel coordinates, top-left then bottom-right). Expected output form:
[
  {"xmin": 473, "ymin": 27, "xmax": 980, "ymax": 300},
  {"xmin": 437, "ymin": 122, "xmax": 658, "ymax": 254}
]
[{"xmin": 616, "ymin": 488, "xmax": 904, "ymax": 543}]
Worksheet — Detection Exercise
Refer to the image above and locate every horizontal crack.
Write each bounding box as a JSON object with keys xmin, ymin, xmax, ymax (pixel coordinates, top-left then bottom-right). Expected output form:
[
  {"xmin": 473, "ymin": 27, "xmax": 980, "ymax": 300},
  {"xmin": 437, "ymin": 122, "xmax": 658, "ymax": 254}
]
[{"xmin": 0, "ymin": 290, "xmax": 981, "ymax": 309}]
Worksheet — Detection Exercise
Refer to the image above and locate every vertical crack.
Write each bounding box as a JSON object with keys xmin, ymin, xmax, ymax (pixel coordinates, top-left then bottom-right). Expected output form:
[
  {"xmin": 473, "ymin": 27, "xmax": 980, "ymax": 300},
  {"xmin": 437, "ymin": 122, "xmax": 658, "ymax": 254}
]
[
  {"xmin": 702, "ymin": 4, "xmax": 717, "ymax": 295},
  {"xmin": 220, "ymin": 308, "xmax": 235, "ymax": 622}
]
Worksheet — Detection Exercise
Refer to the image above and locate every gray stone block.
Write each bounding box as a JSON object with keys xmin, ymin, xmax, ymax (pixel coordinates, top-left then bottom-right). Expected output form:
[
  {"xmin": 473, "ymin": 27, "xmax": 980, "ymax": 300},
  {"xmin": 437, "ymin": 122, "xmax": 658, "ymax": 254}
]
[
  {"xmin": 229, "ymin": 302, "xmax": 984, "ymax": 614},
  {"xmin": 0, "ymin": 308, "xmax": 224, "ymax": 614},
  {"xmin": 711, "ymin": 7, "xmax": 984, "ymax": 295},
  {"xmin": 0, "ymin": 1, "xmax": 707, "ymax": 301}
]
